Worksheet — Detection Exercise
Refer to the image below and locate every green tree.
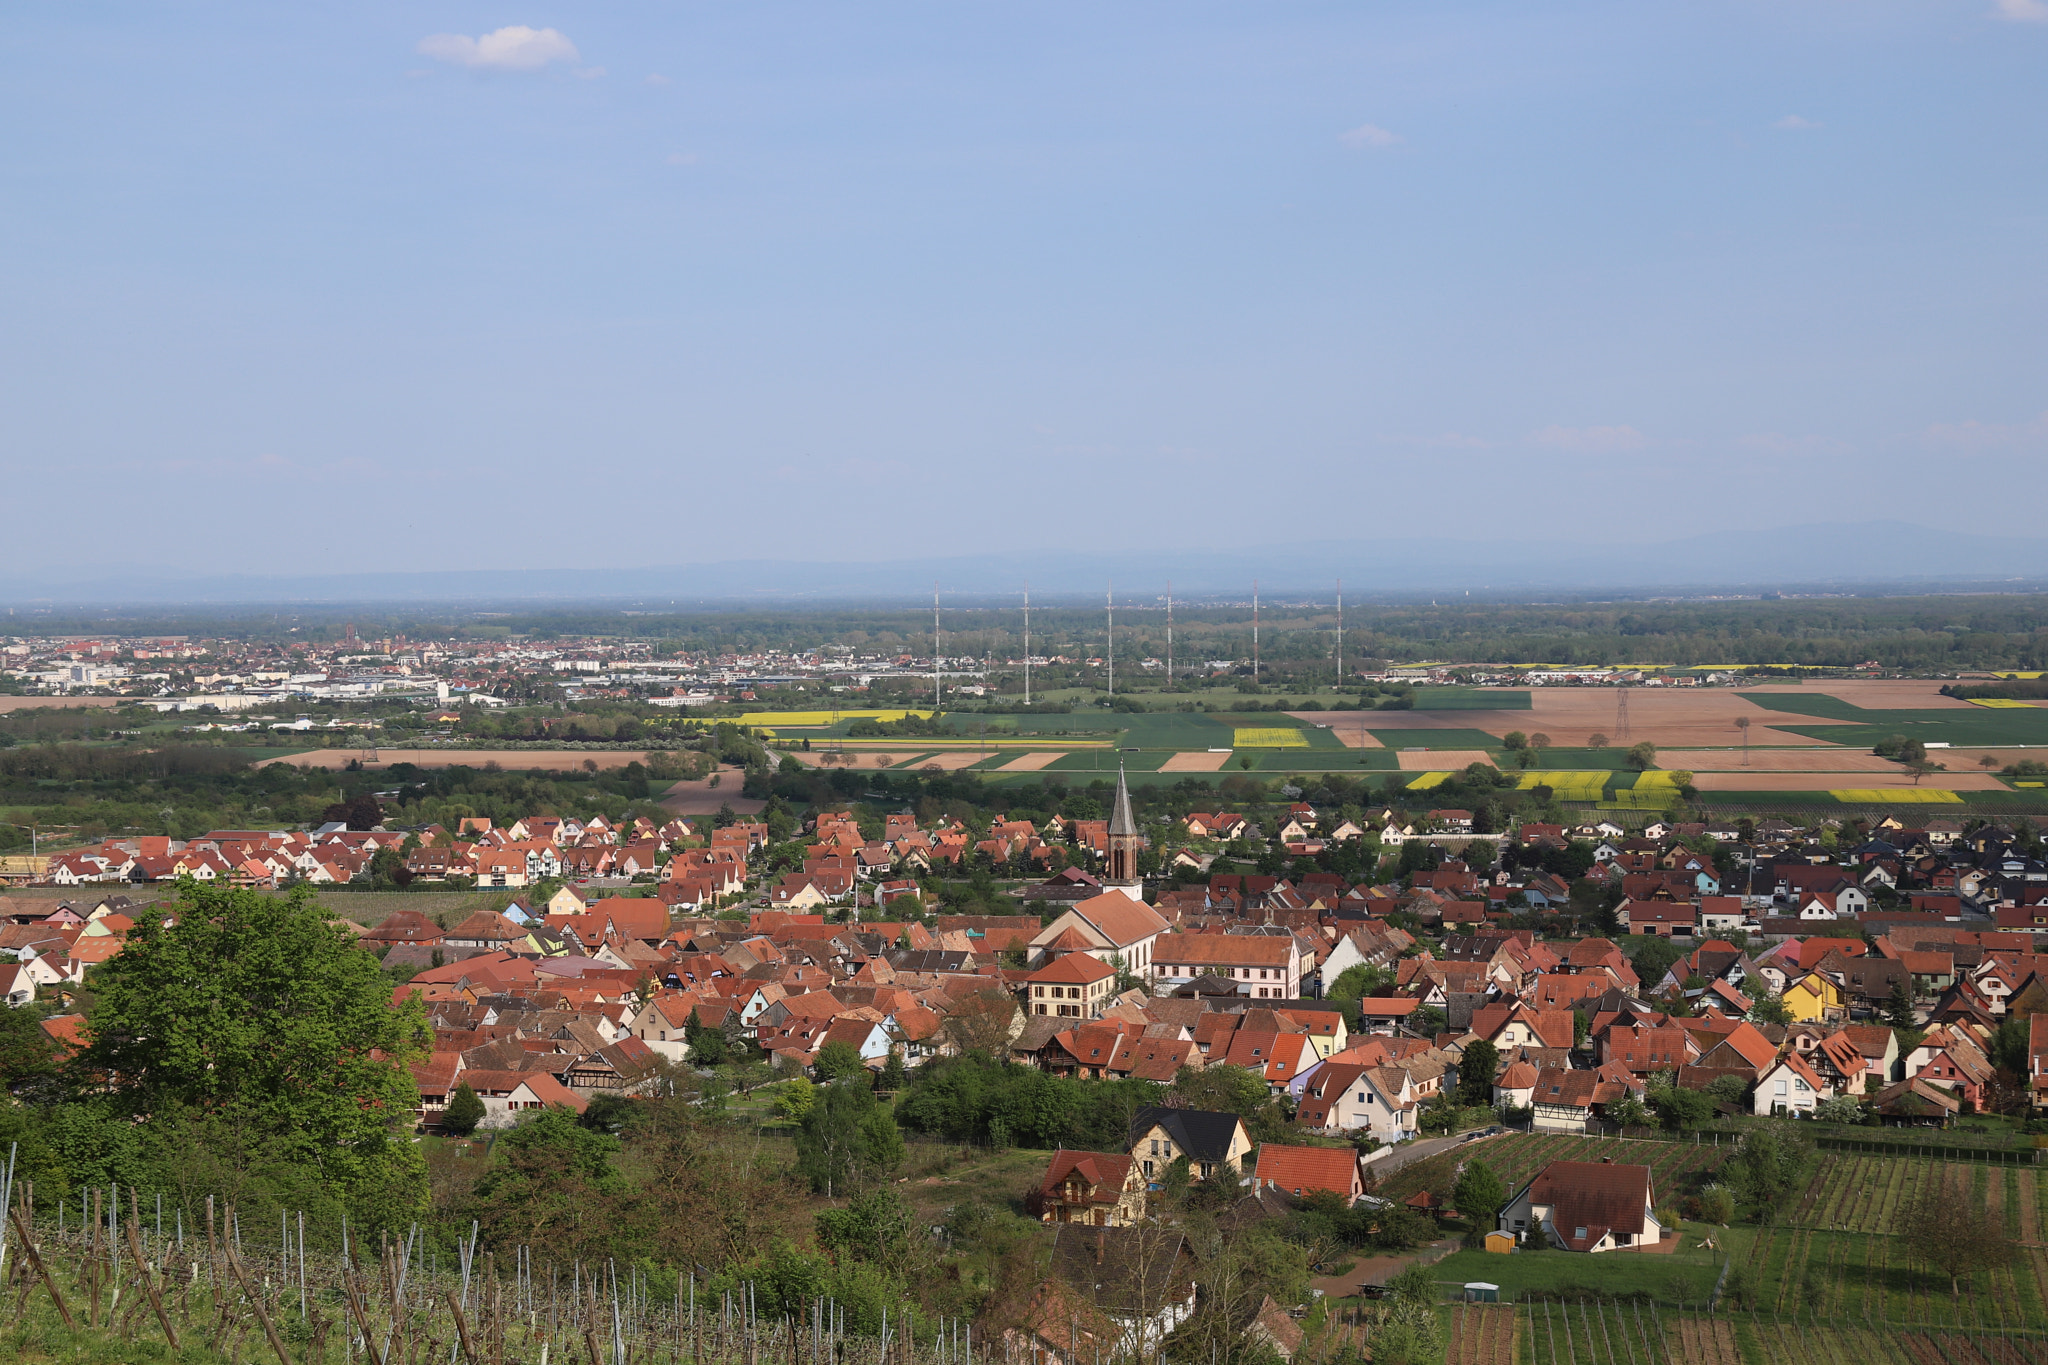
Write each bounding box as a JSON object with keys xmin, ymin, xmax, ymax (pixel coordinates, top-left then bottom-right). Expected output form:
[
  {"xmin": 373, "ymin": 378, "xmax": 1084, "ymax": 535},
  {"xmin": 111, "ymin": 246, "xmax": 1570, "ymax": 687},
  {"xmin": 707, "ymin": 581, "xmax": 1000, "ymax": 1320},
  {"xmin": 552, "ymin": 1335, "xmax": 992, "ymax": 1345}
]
[
  {"xmin": 1167, "ymin": 1063, "xmax": 1270, "ymax": 1117},
  {"xmin": 877, "ymin": 1046, "xmax": 907, "ymax": 1093},
  {"xmin": 795, "ymin": 1080, "xmax": 897, "ymax": 1195},
  {"xmin": 776, "ymin": 1075, "xmax": 818, "ymax": 1123},
  {"xmin": 472, "ymin": 1106, "xmax": 627, "ymax": 1261},
  {"xmin": 1326, "ymin": 962, "xmax": 1395, "ymax": 1003},
  {"xmin": 814, "ymin": 1039, "xmax": 868, "ymax": 1082},
  {"xmin": 1896, "ymin": 1180, "xmax": 2015, "ymax": 1297},
  {"xmin": 0, "ymin": 999, "xmax": 61, "ymax": 1096},
  {"xmin": 1607, "ymin": 1094, "xmax": 1653, "ymax": 1131},
  {"xmin": 1459, "ymin": 1039, "xmax": 1500, "ymax": 1107},
  {"xmin": 1625, "ymin": 741, "xmax": 1658, "ymax": 771},
  {"xmin": 1453, "ymin": 1158, "xmax": 1505, "ymax": 1238},
  {"xmin": 815, "ymin": 1186, "xmax": 915, "ymax": 1265},
  {"xmin": 857, "ymin": 1104, "xmax": 907, "ymax": 1175},
  {"xmin": 1647, "ymin": 1083, "xmax": 1714, "ymax": 1132},
  {"xmin": 1885, "ymin": 978, "xmax": 1917, "ymax": 1030},
  {"xmin": 1724, "ymin": 1125, "xmax": 1813, "ymax": 1222},
  {"xmin": 1747, "ymin": 992, "xmax": 1793, "ymax": 1027},
  {"xmin": 444, "ymin": 1081, "xmax": 486, "ymax": 1136},
  {"xmin": 684, "ymin": 1007, "xmax": 727, "ymax": 1066},
  {"xmin": 79, "ymin": 882, "xmax": 430, "ymax": 1222}
]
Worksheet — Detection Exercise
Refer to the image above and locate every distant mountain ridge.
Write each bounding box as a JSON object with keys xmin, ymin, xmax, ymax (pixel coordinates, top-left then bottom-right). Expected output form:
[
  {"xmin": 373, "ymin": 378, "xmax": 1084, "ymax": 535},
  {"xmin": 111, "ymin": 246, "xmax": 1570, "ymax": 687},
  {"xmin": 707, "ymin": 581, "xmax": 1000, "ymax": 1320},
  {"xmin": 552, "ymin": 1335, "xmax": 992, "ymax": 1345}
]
[{"xmin": 6, "ymin": 521, "xmax": 2048, "ymax": 605}]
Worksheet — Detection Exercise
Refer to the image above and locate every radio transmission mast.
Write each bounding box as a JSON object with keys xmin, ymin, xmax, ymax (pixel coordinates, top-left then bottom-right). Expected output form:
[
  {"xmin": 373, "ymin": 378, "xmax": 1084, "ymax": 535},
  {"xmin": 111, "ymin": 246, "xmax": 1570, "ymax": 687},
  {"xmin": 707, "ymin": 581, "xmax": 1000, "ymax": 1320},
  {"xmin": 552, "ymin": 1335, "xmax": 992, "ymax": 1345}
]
[
  {"xmin": 1106, "ymin": 582, "xmax": 1114, "ymax": 698},
  {"xmin": 932, "ymin": 583, "xmax": 941, "ymax": 708},
  {"xmin": 1023, "ymin": 582, "xmax": 1031, "ymax": 707},
  {"xmin": 1166, "ymin": 582, "xmax": 1173, "ymax": 684},
  {"xmin": 1335, "ymin": 578, "xmax": 1343, "ymax": 691},
  {"xmin": 1253, "ymin": 579, "xmax": 1260, "ymax": 681}
]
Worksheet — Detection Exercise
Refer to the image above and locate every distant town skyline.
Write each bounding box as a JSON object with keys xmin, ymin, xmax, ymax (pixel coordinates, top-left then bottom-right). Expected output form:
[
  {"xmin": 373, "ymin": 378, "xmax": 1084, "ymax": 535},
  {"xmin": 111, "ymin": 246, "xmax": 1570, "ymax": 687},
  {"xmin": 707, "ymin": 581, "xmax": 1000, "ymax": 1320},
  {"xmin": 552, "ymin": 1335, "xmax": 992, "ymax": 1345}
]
[{"xmin": 4, "ymin": 1, "xmax": 2044, "ymax": 575}]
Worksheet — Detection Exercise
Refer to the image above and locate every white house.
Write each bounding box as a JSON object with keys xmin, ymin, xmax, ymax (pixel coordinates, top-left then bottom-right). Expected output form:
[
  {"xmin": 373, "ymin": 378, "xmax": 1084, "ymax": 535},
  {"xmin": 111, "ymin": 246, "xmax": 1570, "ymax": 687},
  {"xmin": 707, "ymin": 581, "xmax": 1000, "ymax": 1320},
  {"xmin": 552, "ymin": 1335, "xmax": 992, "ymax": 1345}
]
[
  {"xmin": 1753, "ymin": 1053, "xmax": 1833, "ymax": 1116},
  {"xmin": 1499, "ymin": 1160, "xmax": 1663, "ymax": 1253}
]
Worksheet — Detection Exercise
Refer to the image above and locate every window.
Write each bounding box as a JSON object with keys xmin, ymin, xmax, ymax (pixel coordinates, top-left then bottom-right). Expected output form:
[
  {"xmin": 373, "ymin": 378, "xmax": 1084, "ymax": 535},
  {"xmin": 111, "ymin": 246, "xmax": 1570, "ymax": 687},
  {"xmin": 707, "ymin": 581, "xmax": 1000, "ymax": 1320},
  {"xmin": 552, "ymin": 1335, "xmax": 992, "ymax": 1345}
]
[{"xmin": 1574, "ymin": 1227, "xmax": 1587, "ymax": 1241}]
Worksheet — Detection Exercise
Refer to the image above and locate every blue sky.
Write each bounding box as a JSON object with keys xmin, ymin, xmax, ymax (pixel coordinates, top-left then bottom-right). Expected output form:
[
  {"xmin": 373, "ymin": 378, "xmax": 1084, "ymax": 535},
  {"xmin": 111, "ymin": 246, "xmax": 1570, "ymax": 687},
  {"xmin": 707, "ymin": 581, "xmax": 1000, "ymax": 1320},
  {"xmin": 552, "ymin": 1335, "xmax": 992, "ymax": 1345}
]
[{"xmin": 3, "ymin": 1, "xmax": 2044, "ymax": 576}]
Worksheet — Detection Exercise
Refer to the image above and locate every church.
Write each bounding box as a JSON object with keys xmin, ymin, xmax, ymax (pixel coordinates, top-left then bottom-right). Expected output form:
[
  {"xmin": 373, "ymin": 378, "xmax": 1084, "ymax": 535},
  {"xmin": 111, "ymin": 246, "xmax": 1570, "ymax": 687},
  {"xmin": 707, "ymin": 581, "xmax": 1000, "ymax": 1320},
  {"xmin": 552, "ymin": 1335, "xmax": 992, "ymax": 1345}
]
[{"xmin": 1024, "ymin": 766, "xmax": 1168, "ymax": 974}]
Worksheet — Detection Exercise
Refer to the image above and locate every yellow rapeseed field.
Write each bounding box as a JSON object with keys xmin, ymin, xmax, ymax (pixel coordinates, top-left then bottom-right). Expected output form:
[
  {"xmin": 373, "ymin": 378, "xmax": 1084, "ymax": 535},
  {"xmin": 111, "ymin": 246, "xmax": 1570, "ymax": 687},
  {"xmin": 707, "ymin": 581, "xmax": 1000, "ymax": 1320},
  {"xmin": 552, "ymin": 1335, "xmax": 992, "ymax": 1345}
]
[
  {"xmin": 1232, "ymin": 727, "xmax": 1309, "ymax": 748},
  {"xmin": 1829, "ymin": 788, "xmax": 1962, "ymax": 804}
]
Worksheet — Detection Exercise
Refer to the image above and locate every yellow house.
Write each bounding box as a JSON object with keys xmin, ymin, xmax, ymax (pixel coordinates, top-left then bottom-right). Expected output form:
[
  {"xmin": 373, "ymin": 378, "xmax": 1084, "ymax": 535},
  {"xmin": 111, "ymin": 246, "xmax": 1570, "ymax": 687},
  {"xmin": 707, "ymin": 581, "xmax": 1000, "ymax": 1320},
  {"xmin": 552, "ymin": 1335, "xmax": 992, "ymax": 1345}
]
[{"xmin": 1782, "ymin": 971, "xmax": 1845, "ymax": 1025}]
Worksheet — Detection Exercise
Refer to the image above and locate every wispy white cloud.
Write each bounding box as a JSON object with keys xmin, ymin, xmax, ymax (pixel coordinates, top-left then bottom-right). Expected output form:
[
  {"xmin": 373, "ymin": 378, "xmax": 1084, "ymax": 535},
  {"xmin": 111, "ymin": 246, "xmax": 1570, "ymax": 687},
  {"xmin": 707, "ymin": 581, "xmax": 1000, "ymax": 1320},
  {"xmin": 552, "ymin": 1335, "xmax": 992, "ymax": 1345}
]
[
  {"xmin": 1739, "ymin": 431, "xmax": 1849, "ymax": 455},
  {"xmin": 1994, "ymin": 0, "xmax": 2048, "ymax": 22},
  {"xmin": 1535, "ymin": 424, "xmax": 1646, "ymax": 453},
  {"xmin": 1775, "ymin": 115, "xmax": 1821, "ymax": 130},
  {"xmin": 1917, "ymin": 411, "xmax": 2048, "ymax": 451},
  {"xmin": 417, "ymin": 26, "xmax": 581, "ymax": 71},
  {"xmin": 1339, "ymin": 124, "xmax": 1401, "ymax": 150}
]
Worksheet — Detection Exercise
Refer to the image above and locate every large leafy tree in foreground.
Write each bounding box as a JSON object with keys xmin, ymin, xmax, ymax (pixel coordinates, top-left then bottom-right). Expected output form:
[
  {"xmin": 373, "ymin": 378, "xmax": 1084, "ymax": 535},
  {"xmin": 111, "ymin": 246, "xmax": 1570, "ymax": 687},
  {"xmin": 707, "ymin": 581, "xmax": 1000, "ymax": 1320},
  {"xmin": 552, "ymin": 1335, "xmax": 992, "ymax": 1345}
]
[{"xmin": 80, "ymin": 881, "xmax": 432, "ymax": 1224}]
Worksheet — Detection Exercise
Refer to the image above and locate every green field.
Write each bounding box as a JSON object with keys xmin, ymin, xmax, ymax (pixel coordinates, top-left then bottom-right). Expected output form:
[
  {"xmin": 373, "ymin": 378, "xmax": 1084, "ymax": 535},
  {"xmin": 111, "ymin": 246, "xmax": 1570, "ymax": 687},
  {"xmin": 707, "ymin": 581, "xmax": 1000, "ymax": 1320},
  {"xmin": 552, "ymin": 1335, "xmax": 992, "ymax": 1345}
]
[
  {"xmin": 1743, "ymin": 693, "xmax": 2048, "ymax": 747},
  {"xmin": 1369, "ymin": 728, "xmax": 1506, "ymax": 751},
  {"xmin": 1409, "ymin": 687, "xmax": 1531, "ymax": 710}
]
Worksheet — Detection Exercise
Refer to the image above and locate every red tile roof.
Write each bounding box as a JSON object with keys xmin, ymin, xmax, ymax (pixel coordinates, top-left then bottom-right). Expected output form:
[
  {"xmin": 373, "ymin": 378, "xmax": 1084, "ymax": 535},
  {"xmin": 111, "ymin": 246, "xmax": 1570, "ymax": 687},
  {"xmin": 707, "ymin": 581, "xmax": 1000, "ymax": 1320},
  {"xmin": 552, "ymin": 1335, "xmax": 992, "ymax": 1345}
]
[
  {"xmin": 1527, "ymin": 1160, "xmax": 1652, "ymax": 1251},
  {"xmin": 1253, "ymin": 1144, "xmax": 1362, "ymax": 1199}
]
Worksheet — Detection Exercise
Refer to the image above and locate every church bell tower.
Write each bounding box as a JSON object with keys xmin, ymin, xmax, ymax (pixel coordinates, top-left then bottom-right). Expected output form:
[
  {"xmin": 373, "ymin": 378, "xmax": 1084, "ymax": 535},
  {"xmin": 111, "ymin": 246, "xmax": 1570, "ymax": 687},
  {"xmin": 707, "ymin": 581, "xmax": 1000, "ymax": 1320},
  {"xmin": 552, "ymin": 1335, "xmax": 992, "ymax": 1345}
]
[{"xmin": 1105, "ymin": 763, "xmax": 1144, "ymax": 894}]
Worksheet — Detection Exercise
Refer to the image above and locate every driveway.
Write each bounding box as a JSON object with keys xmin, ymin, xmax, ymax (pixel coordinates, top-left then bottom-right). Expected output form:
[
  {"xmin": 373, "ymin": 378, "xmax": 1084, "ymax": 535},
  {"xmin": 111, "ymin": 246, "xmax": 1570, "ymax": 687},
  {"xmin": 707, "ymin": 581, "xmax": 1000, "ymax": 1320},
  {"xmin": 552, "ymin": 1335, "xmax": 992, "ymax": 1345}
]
[{"xmin": 1367, "ymin": 1127, "xmax": 1503, "ymax": 1180}]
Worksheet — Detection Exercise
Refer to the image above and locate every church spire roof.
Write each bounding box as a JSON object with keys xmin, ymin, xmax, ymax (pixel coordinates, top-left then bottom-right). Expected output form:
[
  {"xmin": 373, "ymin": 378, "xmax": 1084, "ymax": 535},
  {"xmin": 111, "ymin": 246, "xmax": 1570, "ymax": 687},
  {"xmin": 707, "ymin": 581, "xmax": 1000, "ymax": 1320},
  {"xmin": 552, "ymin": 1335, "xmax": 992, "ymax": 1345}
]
[{"xmin": 1109, "ymin": 762, "xmax": 1137, "ymax": 838}]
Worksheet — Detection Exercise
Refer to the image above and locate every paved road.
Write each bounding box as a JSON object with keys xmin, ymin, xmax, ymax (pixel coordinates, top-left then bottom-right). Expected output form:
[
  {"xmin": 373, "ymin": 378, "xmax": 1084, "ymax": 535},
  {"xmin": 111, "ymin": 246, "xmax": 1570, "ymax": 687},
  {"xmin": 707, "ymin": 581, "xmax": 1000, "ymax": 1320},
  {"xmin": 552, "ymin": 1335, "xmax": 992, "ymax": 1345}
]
[{"xmin": 1367, "ymin": 1126, "xmax": 1504, "ymax": 1179}]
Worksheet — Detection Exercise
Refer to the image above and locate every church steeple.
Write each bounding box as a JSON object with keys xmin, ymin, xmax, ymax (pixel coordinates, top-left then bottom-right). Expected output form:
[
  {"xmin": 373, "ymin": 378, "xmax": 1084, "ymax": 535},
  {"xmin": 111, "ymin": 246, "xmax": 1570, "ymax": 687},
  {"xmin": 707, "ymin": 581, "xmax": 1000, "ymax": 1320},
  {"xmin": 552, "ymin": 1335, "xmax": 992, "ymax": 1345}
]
[{"xmin": 1106, "ymin": 762, "xmax": 1143, "ymax": 891}]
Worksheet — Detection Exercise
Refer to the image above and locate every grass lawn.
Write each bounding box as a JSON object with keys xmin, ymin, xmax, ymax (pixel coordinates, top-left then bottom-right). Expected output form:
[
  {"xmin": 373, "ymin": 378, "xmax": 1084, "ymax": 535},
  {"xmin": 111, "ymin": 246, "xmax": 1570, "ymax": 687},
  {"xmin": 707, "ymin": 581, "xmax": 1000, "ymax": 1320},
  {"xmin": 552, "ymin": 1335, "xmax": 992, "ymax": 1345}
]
[
  {"xmin": 897, "ymin": 1141, "xmax": 1055, "ymax": 1223},
  {"xmin": 1421, "ymin": 1229, "xmax": 1723, "ymax": 1304}
]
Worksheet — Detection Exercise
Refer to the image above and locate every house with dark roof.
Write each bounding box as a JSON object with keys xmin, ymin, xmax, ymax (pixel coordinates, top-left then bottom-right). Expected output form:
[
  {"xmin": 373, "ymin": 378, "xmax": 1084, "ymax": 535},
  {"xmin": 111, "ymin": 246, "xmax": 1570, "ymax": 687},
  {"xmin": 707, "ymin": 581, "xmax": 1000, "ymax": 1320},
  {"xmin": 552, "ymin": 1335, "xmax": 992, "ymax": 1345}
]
[
  {"xmin": 1126, "ymin": 1106, "xmax": 1252, "ymax": 1185},
  {"xmin": 1049, "ymin": 1225, "xmax": 1197, "ymax": 1358},
  {"xmin": 1499, "ymin": 1159, "xmax": 1662, "ymax": 1252}
]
